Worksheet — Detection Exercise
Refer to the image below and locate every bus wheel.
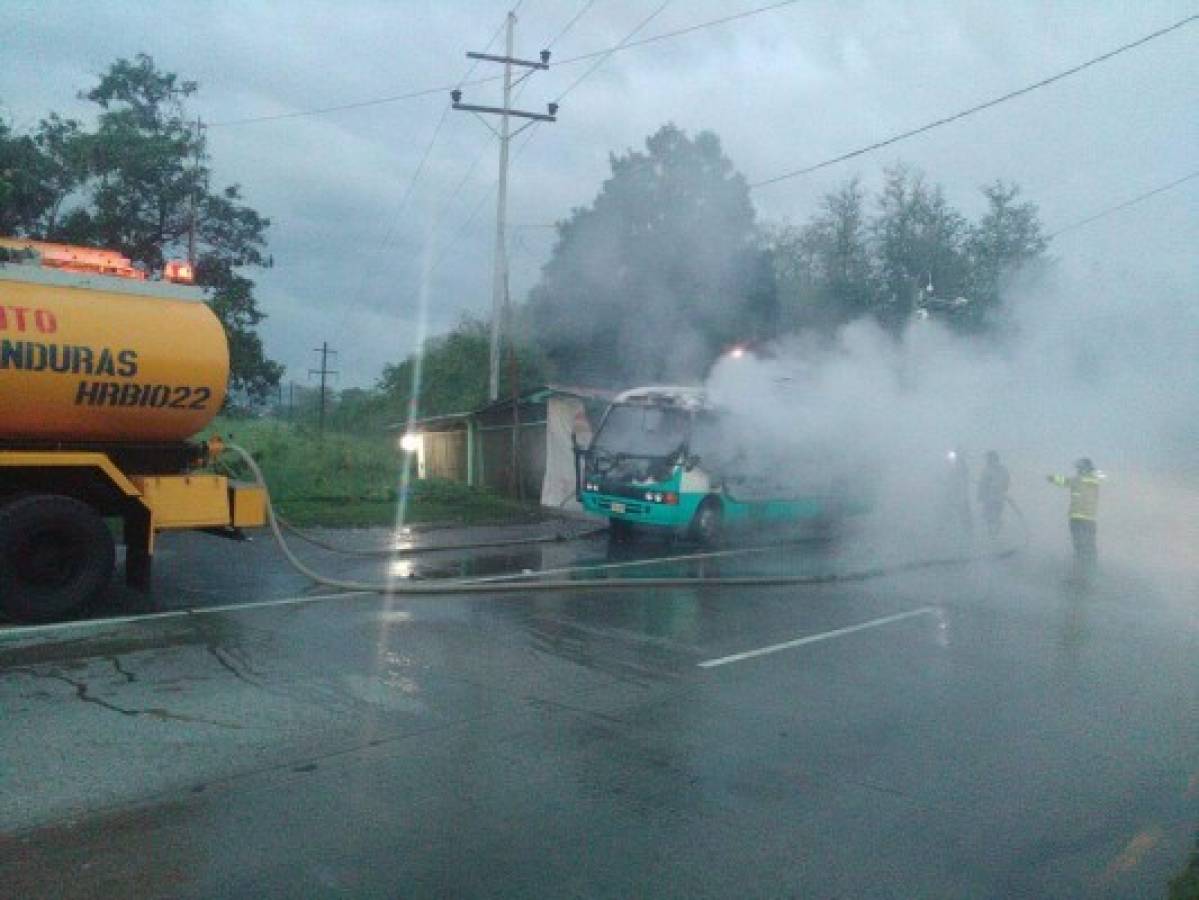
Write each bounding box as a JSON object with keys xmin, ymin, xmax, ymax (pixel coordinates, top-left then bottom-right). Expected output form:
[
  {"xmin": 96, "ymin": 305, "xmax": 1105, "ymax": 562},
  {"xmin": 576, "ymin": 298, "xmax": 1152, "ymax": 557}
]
[
  {"xmin": 689, "ymin": 498, "xmax": 724, "ymax": 546},
  {"xmin": 0, "ymin": 494, "xmax": 115, "ymax": 623},
  {"xmin": 608, "ymin": 518, "xmax": 636, "ymax": 544}
]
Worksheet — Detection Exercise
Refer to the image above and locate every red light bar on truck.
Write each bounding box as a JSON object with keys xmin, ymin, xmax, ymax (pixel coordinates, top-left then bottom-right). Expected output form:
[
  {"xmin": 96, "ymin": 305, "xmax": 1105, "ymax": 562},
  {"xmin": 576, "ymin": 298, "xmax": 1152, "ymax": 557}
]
[{"xmin": 164, "ymin": 260, "xmax": 195, "ymax": 284}]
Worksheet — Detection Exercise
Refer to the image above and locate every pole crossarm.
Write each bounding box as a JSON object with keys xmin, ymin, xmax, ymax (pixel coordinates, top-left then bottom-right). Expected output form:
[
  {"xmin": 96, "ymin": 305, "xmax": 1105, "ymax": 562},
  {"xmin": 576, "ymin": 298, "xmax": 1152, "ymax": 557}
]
[
  {"xmin": 453, "ymin": 12, "xmax": 556, "ymax": 401},
  {"xmin": 466, "ymin": 51, "xmax": 549, "ymax": 69},
  {"xmin": 452, "ymin": 101, "xmax": 557, "ymax": 122}
]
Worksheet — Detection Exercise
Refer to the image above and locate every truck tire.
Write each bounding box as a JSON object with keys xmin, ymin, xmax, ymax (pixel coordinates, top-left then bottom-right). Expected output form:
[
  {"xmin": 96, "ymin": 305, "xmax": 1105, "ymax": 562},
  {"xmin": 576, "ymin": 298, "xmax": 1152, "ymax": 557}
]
[
  {"xmin": 689, "ymin": 497, "xmax": 723, "ymax": 546},
  {"xmin": 0, "ymin": 494, "xmax": 115, "ymax": 623}
]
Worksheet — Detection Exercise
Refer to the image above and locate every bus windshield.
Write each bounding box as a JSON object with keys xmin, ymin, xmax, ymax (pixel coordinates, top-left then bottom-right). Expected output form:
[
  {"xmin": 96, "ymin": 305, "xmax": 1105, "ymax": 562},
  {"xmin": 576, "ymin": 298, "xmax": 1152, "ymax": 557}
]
[{"xmin": 593, "ymin": 404, "xmax": 691, "ymax": 458}]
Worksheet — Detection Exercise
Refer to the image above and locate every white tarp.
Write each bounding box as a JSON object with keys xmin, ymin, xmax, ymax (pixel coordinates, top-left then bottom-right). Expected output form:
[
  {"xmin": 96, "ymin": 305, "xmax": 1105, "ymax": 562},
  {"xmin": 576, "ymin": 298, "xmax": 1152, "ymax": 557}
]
[{"xmin": 541, "ymin": 395, "xmax": 593, "ymax": 509}]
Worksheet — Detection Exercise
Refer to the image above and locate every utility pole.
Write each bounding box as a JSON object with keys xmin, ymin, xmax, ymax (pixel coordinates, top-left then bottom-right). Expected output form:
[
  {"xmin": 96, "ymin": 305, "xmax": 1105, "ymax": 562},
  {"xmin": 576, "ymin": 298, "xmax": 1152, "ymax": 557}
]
[
  {"xmin": 187, "ymin": 117, "xmax": 205, "ymax": 267},
  {"xmin": 308, "ymin": 343, "xmax": 338, "ymax": 437},
  {"xmin": 506, "ymin": 291, "xmax": 522, "ymax": 499},
  {"xmin": 452, "ymin": 12, "xmax": 557, "ymax": 402}
]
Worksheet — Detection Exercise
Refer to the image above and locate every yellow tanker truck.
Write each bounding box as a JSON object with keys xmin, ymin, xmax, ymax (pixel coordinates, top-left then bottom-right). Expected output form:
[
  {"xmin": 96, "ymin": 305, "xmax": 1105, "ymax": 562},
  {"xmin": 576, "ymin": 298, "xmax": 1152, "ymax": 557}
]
[{"xmin": 0, "ymin": 237, "xmax": 266, "ymax": 622}]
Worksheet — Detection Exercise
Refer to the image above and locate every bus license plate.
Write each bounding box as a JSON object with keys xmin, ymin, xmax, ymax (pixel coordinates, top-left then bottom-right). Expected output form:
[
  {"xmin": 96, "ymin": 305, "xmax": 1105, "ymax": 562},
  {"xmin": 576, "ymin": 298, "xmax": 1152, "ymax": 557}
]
[{"xmin": 610, "ymin": 502, "xmax": 626, "ymax": 514}]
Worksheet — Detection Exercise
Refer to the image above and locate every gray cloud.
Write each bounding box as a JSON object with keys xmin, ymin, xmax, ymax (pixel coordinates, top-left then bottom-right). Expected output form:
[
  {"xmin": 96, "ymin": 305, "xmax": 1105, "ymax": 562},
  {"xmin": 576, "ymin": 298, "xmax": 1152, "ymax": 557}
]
[{"xmin": 5, "ymin": 0, "xmax": 1196, "ymax": 386}]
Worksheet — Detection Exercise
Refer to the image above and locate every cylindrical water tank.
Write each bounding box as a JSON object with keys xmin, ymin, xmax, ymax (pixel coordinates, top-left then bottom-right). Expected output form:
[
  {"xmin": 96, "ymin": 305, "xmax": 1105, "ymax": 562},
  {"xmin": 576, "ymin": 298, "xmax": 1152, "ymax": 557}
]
[{"xmin": 0, "ymin": 270, "xmax": 229, "ymax": 442}]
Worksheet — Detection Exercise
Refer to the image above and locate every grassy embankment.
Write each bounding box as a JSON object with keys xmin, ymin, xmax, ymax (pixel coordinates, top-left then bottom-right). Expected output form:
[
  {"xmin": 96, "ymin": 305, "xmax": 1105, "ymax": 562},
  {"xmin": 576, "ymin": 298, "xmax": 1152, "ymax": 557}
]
[{"xmin": 204, "ymin": 417, "xmax": 542, "ymax": 528}]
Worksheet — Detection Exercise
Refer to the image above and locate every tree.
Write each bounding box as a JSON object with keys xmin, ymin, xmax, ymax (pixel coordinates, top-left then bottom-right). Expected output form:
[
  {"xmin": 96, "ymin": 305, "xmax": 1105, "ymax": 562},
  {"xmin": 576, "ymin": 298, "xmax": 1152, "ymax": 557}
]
[
  {"xmin": 197, "ymin": 258, "xmax": 284, "ymax": 401},
  {"xmin": 0, "ymin": 117, "xmax": 80, "ymax": 236},
  {"xmin": 30, "ymin": 115, "xmax": 87, "ymax": 235},
  {"xmin": 965, "ymin": 181, "xmax": 1048, "ymax": 324},
  {"xmin": 767, "ymin": 168, "xmax": 1048, "ymax": 336},
  {"xmin": 324, "ymin": 387, "xmax": 387, "ymax": 432},
  {"xmin": 378, "ymin": 316, "xmax": 547, "ymax": 422},
  {"xmin": 56, "ymin": 55, "xmax": 202, "ymax": 266},
  {"xmin": 872, "ymin": 165, "xmax": 970, "ymax": 331},
  {"xmin": 770, "ymin": 178, "xmax": 876, "ymax": 332},
  {"xmin": 528, "ymin": 124, "xmax": 772, "ymax": 385},
  {"xmin": 2, "ymin": 55, "xmax": 282, "ymax": 401}
]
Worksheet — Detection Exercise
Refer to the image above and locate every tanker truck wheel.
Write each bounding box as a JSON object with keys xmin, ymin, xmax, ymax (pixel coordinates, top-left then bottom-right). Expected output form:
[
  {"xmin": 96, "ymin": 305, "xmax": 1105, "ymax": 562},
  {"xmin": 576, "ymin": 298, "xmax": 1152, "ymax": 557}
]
[{"xmin": 0, "ymin": 495, "xmax": 115, "ymax": 623}]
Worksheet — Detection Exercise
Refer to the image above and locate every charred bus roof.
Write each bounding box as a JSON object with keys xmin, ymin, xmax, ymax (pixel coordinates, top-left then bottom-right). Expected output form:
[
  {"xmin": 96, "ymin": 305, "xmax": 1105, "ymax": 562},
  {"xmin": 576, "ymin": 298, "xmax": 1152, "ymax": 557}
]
[{"xmin": 611, "ymin": 386, "xmax": 710, "ymax": 411}]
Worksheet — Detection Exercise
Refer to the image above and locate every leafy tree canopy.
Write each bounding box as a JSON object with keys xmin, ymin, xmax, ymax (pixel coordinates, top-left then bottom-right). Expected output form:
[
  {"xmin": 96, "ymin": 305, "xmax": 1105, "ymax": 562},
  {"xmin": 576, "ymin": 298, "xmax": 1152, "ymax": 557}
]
[
  {"xmin": 528, "ymin": 124, "xmax": 775, "ymax": 386},
  {"xmin": 526, "ymin": 128, "xmax": 1047, "ymax": 393},
  {"xmin": 768, "ymin": 165, "xmax": 1048, "ymax": 335},
  {"xmin": 0, "ymin": 55, "xmax": 282, "ymax": 400},
  {"xmin": 378, "ymin": 316, "xmax": 547, "ymax": 422}
]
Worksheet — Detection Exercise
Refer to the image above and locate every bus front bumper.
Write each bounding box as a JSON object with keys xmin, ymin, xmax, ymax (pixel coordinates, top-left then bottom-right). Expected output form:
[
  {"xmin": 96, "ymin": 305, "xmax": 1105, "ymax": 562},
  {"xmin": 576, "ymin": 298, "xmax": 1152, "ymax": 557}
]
[{"xmin": 580, "ymin": 491, "xmax": 696, "ymax": 529}]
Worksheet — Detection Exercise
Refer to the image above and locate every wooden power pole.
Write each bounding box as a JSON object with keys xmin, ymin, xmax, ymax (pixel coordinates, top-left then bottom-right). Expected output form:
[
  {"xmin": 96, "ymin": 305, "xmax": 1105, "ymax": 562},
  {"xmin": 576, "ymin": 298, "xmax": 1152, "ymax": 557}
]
[
  {"xmin": 308, "ymin": 342, "xmax": 338, "ymax": 437},
  {"xmin": 452, "ymin": 11, "xmax": 557, "ymax": 402}
]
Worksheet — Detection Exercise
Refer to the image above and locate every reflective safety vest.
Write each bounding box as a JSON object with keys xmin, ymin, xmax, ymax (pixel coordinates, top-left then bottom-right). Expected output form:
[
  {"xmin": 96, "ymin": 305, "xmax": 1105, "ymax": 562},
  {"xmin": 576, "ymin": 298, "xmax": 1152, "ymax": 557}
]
[{"xmin": 1049, "ymin": 474, "xmax": 1100, "ymax": 521}]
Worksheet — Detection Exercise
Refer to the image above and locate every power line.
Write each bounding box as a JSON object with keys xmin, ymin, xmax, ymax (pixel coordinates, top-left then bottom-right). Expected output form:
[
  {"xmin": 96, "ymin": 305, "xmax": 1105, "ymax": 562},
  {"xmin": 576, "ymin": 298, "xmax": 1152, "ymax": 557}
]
[
  {"xmin": 427, "ymin": 179, "xmax": 499, "ymax": 282},
  {"xmin": 421, "ymin": 1, "xmax": 658, "ymax": 371},
  {"xmin": 458, "ymin": 16, "xmax": 508, "ymax": 88},
  {"xmin": 443, "ymin": 142, "xmax": 492, "ymax": 217},
  {"xmin": 749, "ymin": 12, "xmax": 1199, "ymax": 189},
  {"xmin": 330, "ymin": 10, "xmax": 512, "ymax": 344},
  {"xmin": 403, "ymin": 50, "xmax": 534, "ymax": 269},
  {"xmin": 557, "ymin": 0, "xmax": 798, "ymax": 66},
  {"xmin": 1047, "ymin": 170, "xmax": 1199, "ymax": 238},
  {"xmin": 554, "ymin": 0, "xmax": 672, "ymax": 102},
  {"xmin": 494, "ymin": 0, "xmax": 671, "ymax": 179},
  {"xmin": 545, "ymin": 0, "xmax": 600, "ymax": 49},
  {"xmin": 461, "ymin": 8, "xmax": 1198, "ymax": 251},
  {"xmin": 452, "ymin": 12, "xmax": 557, "ymax": 401},
  {"xmin": 210, "ymin": 83, "xmax": 456, "ymax": 128},
  {"xmin": 330, "ymin": 102, "xmax": 452, "ymax": 343},
  {"xmin": 208, "ymin": 0, "xmax": 801, "ymax": 127},
  {"xmin": 426, "ymin": 110, "xmax": 552, "ymax": 282},
  {"xmin": 393, "ymin": 103, "xmax": 529, "ymax": 287},
  {"xmin": 417, "ymin": 163, "xmax": 1199, "ymax": 322}
]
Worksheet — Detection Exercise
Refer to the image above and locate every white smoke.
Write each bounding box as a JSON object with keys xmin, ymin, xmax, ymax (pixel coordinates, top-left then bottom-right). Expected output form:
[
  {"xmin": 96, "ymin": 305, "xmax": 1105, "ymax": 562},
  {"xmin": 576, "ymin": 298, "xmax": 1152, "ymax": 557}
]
[{"xmin": 704, "ymin": 262, "xmax": 1199, "ymax": 586}]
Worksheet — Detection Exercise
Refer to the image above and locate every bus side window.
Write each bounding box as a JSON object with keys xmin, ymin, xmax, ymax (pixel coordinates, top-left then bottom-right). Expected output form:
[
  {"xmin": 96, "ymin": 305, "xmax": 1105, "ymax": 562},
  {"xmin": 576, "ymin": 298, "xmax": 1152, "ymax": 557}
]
[{"xmin": 691, "ymin": 412, "xmax": 729, "ymax": 471}]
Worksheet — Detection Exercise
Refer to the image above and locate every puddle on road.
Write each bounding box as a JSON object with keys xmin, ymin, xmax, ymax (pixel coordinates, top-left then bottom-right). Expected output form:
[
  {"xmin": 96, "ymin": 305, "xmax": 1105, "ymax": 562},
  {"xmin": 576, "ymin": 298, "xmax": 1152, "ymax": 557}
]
[{"xmin": 339, "ymin": 672, "xmax": 426, "ymax": 714}]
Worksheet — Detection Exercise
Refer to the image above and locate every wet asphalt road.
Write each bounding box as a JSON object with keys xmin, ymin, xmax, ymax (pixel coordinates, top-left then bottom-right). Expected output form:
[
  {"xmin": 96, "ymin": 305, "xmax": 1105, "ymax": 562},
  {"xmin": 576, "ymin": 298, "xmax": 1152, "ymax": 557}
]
[{"xmin": 1, "ymin": 522, "xmax": 1197, "ymax": 898}]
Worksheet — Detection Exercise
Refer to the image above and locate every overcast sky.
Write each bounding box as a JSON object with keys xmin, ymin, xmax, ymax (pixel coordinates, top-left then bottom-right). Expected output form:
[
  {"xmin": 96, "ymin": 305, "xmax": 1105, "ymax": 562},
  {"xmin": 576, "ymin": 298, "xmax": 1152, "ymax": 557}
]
[{"xmin": 6, "ymin": 1, "xmax": 1197, "ymax": 387}]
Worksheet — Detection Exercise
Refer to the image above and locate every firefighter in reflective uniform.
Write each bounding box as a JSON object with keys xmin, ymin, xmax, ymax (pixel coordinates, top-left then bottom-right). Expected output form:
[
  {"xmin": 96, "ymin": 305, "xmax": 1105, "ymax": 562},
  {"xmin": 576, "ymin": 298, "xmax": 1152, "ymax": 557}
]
[{"xmin": 1048, "ymin": 458, "xmax": 1101, "ymax": 571}]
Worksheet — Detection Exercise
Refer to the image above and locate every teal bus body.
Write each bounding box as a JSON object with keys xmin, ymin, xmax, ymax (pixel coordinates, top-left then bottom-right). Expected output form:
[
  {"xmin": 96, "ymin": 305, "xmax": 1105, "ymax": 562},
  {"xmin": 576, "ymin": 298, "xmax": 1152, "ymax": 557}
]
[
  {"xmin": 580, "ymin": 485, "xmax": 832, "ymax": 530},
  {"xmin": 578, "ymin": 387, "xmax": 867, "ymax": 537}
]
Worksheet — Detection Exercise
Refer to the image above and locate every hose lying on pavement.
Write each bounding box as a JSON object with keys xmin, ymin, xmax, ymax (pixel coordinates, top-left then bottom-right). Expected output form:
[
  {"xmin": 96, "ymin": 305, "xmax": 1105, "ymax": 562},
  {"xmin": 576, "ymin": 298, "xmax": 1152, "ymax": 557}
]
[
  {"xmin": 212, "ymin": 455, "xmax": 606, "ymax": 556},
  {"xmin": 225, "ymin": 442, "xmax": 1023, "ymax": 596},
  {"xmin": 274, "ymin": 514, "xmax": 607, "ymax": 557}
]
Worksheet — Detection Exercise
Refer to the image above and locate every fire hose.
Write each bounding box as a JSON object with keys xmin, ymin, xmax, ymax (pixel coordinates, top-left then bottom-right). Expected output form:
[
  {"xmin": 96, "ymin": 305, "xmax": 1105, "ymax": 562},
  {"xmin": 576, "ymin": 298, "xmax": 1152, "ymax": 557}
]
[
  {"xmin": 224, "ymin": 442, "xmax": 1025, "ymax": 596},
  {"xmin": 274, "ymin": 514, "xmax": 606, "ymax": 557}
]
